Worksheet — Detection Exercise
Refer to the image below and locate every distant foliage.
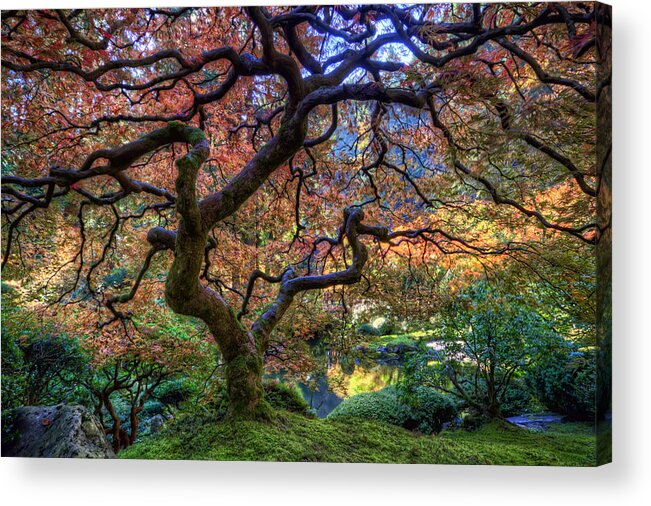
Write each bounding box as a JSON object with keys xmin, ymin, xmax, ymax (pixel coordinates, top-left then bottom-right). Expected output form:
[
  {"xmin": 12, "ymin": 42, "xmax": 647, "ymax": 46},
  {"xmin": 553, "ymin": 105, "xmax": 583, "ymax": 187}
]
[
  {"xmin": 1, "ymin": 298, "xmax": 89, "ymax": 410},
  {"xmin": 356, "ymin": 320, "xmax": 395, "ymax": 337}
]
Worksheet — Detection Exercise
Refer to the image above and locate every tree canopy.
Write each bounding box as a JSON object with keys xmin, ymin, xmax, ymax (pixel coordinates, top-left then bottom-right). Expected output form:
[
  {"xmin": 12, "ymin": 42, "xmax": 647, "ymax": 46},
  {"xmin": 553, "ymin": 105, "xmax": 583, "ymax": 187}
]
[{"xmin": 1, "ymin": 4, "xmax": 610, "ymax": 419}]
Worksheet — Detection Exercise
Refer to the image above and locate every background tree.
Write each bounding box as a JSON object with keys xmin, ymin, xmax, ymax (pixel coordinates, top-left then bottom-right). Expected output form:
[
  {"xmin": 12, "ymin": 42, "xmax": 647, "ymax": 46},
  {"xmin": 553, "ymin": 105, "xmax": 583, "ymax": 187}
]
[
  {"xmin": 1, "ymin": 4, "xmax": 610, "ymax": 419},
  {"xmin": 411, "ymin": 282, "xmax": 562, "ymax": 418},
  {"xmin": 1, "ymin": 288, "xmax": 88, "ymax": 409},
  {"xmin": 87, "ymin": 357, "xmax": 170, "ymax": 453}
]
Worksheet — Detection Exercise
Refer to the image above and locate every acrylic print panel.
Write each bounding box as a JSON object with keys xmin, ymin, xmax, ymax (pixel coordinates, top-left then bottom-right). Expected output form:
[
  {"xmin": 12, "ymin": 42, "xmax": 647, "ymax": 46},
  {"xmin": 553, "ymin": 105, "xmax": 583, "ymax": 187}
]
[{"xmin": 0, "ymin": 2, "xmax": 611, "ymax": 466}]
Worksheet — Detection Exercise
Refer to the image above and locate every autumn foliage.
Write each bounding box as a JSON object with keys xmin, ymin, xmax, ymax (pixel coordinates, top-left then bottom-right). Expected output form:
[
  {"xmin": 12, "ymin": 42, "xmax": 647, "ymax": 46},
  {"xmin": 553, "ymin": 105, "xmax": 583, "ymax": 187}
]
[{"xmin": 1, "ymin": 4, "xmax": 609, "ymax": 420}]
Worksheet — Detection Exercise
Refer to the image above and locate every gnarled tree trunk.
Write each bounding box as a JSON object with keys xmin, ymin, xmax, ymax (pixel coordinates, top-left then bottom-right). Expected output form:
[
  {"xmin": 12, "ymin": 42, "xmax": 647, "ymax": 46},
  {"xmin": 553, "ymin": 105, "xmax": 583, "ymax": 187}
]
[
  {"xmin": 154, "ymin": 122, "xmax": 379, "ymax": 420},
  {"xmin": 158, "ymin": 122, "xmax": 279, "ymax": 420},
  {"xmin": 222, "ymin": 336, "xmax": 269, "ymax": 419}
]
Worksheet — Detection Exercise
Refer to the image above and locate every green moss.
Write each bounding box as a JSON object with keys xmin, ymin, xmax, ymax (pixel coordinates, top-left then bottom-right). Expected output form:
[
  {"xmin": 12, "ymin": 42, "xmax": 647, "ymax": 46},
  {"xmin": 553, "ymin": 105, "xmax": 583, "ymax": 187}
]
[
  {"xmin": 166, "ymin": 120, "xmax": 186, "ymax": 129},
  {"xmin": 166, "ymin": 121, "xmax": 206, "ymax": 146},
  {"xmin": 223, "ymin": 353, "xmax": 272, "ymax": 421},
  {"xmin": 263, "ymin": 381, "xmax": 312, "ymax": 416},
  {"xmin": 120, "ymin": 411, "xmax": 597, "ymax": 466},
  {"xmin": 443, "ymin": 420, "xmax": 597, "ymax": 466},
  {"xmin": 187, "ymin": 129, "xmax": 207, "ymax": 146},
  {"xmin": 176, "ymin": 151, "xmax": 202, "ymax": 174}
]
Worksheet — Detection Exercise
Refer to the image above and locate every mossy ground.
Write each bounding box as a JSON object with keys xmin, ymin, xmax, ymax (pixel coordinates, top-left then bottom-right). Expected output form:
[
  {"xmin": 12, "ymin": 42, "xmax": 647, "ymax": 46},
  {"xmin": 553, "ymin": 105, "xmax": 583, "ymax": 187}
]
[{"xmin": 120, "ymin": 411, "xmax": 597, "ymax": 466}]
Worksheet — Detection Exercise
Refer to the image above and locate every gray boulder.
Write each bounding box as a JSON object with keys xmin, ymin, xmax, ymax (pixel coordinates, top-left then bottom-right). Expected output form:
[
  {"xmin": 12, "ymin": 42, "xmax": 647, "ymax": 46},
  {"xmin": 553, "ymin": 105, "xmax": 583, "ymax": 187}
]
[
  {"xmin": 2, "ymin": 404, "xmax": 116, "ymax": 458},
  {"xmin": 148, "ymin": 414, "xmax": 167, "ymax": 434}
]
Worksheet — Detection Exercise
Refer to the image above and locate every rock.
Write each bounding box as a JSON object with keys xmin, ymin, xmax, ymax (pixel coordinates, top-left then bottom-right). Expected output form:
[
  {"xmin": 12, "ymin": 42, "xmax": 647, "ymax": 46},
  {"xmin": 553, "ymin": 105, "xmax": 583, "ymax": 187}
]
[
  {"xmin": 148, "ymin": 414, "xmax": 166, "ymax": 434},
  {"xmin": 375, "ymin": 343, "xmax": 418, "ymax": 357},
  {"xmin": 2, "ymin": 404, "xmax": 116, "ymax": 458}
]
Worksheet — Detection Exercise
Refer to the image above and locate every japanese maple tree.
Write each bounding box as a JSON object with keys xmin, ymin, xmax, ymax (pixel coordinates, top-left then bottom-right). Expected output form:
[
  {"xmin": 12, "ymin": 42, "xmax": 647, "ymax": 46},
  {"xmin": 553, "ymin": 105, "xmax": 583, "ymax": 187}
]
[{"xmin": 1, "ymin": 4, "xmax": 610, "ymax": 419}]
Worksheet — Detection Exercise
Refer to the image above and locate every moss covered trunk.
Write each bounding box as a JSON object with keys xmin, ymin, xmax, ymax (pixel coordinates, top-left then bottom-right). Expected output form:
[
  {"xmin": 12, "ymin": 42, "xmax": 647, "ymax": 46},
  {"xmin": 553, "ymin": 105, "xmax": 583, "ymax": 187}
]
[
  {"xmin": 154, "ymin": 121, "xmax": 313, "ymax": 421},
  {"xmin": 223, "ymin": 344, "xmax": 270, "ymax": 420},
  {"xmin": 218, "ymin": 325, "xmax": 272, "ymax": 420}
]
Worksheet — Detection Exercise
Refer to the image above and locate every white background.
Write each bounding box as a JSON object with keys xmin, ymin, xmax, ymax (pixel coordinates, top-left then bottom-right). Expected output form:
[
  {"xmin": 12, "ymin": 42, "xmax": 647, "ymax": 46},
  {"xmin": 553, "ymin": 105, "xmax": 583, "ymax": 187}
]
[{"xmin": 1, "ymin": 0, "xmax": 649, "ymax": 504}]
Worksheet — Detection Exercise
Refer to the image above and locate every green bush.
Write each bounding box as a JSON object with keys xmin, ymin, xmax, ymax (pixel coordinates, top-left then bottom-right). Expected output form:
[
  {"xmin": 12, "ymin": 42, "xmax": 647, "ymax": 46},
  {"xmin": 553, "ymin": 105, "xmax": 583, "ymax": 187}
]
[
  {"xmin": 461, "ymin": 412, "xmax": 484, "ymax": 430},
  {"xmin": 403, "ymin": 386, "xmax": 459, "ymax": 433},
  {"xmin": 141, "ymin": 400, "xmax": 166, "ymax": 418},
  {"xmin": 378, "ymin": 320, "xmax": 395, "ymax": 336},
  {"xmin": 1, "ymin": 328, "xmax": 27, "ymax": 412},
  {"xmin": 328, "ymin": 386, "xmax": 458, "ymax": 434},
  {"xmin": 527, "ymin": 349, "xmax": 596, "ymax": 420},
  {"xmin": 263, "ymin": 381, "xmax": 312, "ymax": 416},
  {"xmin": 154, "ymin": 378, "xmax": 195, "ymax": 409},
  {"xmin": 1, "ymin": 326, "xmax": 88, "ymax": 408},
  {"xmin": 2, "ymin": 295, "xmax": 91, "ymax": 410},
  {"xmin": 356, "ymin": 320, "xmax": 395, "ymax": 337},
  {"xmin": 356, "ymin": 323, "xmax": 381, "ymax": 336},
  {"xmin": 498, "ymin": 378, "xmax": 534, "ymax": 417},
  {"xmin": 328, "ymin": 387, "xmax": 411, "ymax": 426}
]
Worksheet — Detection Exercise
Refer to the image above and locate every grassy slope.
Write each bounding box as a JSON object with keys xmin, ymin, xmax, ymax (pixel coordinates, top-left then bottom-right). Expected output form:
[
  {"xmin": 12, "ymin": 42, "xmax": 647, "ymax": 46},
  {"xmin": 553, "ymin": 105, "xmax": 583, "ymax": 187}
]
[{"xmin": 120, "ymin": 411, "xmax": 597, "ymax": 466}]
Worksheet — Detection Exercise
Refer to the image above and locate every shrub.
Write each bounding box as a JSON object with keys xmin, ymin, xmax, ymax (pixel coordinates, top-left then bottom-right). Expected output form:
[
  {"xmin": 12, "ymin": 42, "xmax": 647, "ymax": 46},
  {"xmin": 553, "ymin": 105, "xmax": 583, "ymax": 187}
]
[
  {"xmin": 527, "ymin": 349, "xmax": 596, "ymax": 420},
  {"xmin": 498, "ymin": 378, "xmax": 534, "ymax": 417},
  {"xmin": 461, "ymin": 412, "xmax": 484, "ymax": 430},
  {"xmin": 327, "ymin": 387, "xmax": 410, "ymax": 426},
  {"xmin": 0, "ymin": 327, "xmax": 27, "ymax": 412},
  {"xmin": 141, "ymin": 400, "xmax": 166, "ymax": 418},
  {"xmin": 263, "ymin": 381, "xmax": 312, "ymax": 416},
  {"xmin": 1, "ymin": 297, "xmax": 90, "ymax": 409},
  {"xmin": 356, "ymin": 323, "xmax": 381, "ymax": 336},
  {"xmin": 154, "ymin": 378, "xmax": 195, "ymax": 409},
  {"xmin": 2, "ymin": 332, "xmax": 88, "ymax": 408},
  {"xmin": 356, "ymin": 320, "xmax": 395, "ymax": 337},
  {"xmin": 328, "ymin": 386, "xmax": 458, "ymax": 434},
  {"xmin": 403, "ymin": 386, "xmax": 459, "ymax": 433},
  {"xmin": 377, "ymin": 320, "xmax": 395, "ymax": 336}
]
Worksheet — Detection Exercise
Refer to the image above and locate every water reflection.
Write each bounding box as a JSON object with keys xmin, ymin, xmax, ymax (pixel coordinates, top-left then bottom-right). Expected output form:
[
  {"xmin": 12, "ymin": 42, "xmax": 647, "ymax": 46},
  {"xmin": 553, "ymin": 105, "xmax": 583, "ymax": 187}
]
[
  {"xmin": 297, "ymin": 347, "xmax": 402, "ymax": 418},
  {"xmin": 297, "ymin": 376, "xmax": 343, "ymax": 418}
]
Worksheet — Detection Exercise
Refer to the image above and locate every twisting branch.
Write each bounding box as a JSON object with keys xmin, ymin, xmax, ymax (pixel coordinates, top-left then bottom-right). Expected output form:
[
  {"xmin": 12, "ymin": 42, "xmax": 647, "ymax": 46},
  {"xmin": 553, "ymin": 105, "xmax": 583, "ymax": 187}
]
[
  {"xmin": 497, "ymin": 38, "xmax": 596, "ymax": 102},
  {"xmin": 104, "ymin": 246, "xmax": 164, "ymax": 324},
  {"xmin": 304, "ymin": 104, "xmax": 338, "ymax": 147},
  {"xmin": 453, "ymin": 160, "xmax": 597, "ymax": 243},
  {"xmin": 251, "ymin": 207, "xmax": 368, "ymax": 347},
  {"xmin": 238, "ymin": 268, "xmax": 291, "ymax": 320}
]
